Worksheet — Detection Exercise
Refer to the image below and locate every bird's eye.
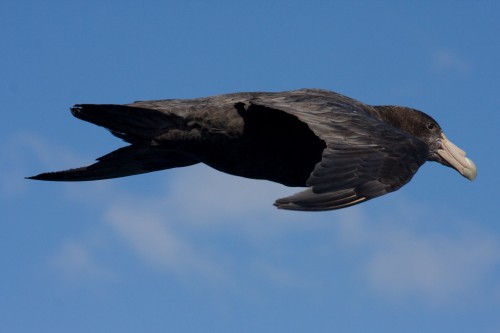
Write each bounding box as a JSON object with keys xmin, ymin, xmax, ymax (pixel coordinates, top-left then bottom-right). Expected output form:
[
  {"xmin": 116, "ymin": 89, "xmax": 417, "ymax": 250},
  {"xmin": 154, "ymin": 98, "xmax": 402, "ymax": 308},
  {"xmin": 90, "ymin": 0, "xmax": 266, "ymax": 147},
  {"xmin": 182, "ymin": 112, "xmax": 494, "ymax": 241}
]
[{"xmin": 427, "ymin": 123, "xmax": 435, "ymax": 130}]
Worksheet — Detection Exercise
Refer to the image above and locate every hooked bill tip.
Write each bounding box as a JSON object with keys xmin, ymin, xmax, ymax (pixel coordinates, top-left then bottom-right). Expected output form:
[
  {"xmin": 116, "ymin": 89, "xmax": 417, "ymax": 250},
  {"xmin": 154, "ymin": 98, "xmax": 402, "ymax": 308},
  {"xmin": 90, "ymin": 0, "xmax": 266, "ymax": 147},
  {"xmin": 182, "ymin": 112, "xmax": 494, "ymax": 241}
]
[{"xmin": 463, "ymin": 157, "xmax": 477, "ymax": 181}]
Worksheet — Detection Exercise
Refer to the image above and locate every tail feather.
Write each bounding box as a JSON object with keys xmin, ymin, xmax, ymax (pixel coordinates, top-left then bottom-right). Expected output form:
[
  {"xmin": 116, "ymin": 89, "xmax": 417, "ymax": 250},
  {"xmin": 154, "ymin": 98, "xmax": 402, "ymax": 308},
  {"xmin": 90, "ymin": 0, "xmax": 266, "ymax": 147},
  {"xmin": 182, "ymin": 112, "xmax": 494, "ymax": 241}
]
[
  {"xmin": 71, "ymin": 104, "xmax": 185, "ymax": 143},
  {"xmin": 27, "ymin": 145, "xmax": 198, "ymax": 181}
]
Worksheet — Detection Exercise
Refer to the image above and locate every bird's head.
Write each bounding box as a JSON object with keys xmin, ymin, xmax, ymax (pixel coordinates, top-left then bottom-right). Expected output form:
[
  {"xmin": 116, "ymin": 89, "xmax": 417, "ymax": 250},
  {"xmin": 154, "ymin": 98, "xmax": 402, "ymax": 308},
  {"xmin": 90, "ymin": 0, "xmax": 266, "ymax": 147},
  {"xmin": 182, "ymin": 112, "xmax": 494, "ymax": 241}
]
[{"xmin": 377, "ymin": 106, "xmax": 477, "ymax": 181}]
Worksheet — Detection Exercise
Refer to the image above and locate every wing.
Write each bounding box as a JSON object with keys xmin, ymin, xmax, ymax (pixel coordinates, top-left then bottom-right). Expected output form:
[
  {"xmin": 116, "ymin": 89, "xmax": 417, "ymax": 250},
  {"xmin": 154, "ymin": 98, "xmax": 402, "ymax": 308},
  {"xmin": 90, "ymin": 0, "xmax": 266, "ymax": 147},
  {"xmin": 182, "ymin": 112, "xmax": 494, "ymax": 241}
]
[
  {"xmin": 274, "ymin": 142, "xmax": 427, "ymax": 211},
  {"xmin": 27, "ymin": 145, "xmax": 198, "ymax": 181},
  {"xmin": 256, "ymin": 97, "xmax": 430, "ymax": 211}
]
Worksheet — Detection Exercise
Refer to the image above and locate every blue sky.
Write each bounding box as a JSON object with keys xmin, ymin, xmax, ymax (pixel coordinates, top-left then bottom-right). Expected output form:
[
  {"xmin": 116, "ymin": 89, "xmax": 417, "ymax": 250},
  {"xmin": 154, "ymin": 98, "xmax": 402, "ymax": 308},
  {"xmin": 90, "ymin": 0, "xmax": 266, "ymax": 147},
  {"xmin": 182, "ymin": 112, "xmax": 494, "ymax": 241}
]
[{"xmin": 1, "ymin": 1, "xmax": 499, "ymax": 332}]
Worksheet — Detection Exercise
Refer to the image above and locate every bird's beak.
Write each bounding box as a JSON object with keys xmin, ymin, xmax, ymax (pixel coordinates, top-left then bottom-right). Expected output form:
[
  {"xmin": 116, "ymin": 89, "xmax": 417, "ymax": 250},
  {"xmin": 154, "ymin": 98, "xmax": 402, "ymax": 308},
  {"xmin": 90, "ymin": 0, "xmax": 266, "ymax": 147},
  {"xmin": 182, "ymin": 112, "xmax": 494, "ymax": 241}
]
[{"xmin": 437, "ymin": 134, "xmax": 477, "ymax": 180}]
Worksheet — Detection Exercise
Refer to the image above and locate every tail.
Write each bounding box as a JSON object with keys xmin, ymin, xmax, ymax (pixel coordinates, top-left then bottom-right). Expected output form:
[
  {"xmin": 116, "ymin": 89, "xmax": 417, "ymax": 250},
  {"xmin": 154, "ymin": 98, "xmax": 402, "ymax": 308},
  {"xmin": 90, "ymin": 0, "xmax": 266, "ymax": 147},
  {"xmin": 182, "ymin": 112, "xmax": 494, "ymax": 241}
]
[{"xmin": 27, "ymin": 145, "xmax": 198, "ymax": 181}]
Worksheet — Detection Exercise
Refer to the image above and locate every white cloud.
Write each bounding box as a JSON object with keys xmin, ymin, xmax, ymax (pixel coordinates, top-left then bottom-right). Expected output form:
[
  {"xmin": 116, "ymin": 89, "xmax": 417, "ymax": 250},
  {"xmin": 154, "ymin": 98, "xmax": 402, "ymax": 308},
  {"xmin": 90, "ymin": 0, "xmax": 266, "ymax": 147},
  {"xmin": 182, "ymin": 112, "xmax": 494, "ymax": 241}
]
[
  {"xmin": 104, "ymin": 202, "xmax": 229, "ymax": 283},
  {"xmin": 43, "ymin": 161, "xmax": 499, "ymax": 304},
  {"xmin": 24, "ymin": 133, "xmax": 498, "ymax": 304},
  {"xmin": 151, "ymin": 165, "xmax": 329, "ymax": 251},
  {"xmin": 94, "ymin": 166, "xmax": 324, "ymax": 287},
  {"xmin": 366, "ymin": 227, "xmax": 498, "ymax": 300},
  {"xmin": 334, "ymin": 200, "xmax": 500, "ymax": 304},
  {"xmin": 165, "ymin": 164, "xmax": 291, "ymax": 223}
]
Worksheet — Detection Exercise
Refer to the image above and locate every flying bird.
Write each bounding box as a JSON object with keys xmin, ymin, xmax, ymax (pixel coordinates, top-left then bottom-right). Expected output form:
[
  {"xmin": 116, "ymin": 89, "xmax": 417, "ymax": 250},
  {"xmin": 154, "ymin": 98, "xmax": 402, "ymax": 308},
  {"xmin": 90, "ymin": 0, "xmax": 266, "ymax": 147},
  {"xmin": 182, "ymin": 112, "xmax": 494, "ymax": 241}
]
[{"xmin": 28, "ymin": 89, "xmax": 477, "ymax": 211}]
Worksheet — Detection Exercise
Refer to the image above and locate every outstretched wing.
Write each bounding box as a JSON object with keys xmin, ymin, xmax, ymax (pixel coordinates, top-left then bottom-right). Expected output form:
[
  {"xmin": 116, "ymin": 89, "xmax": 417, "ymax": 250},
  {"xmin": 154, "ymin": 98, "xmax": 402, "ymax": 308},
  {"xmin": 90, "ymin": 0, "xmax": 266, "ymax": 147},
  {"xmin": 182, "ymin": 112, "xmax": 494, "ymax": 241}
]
[
  {"xmin": 275, "ymin": 111, "xmax": 428, "ymax": 211},
  {"xmin": 247, "ymin": 90, "xmax": 429, "ymax": 211}
]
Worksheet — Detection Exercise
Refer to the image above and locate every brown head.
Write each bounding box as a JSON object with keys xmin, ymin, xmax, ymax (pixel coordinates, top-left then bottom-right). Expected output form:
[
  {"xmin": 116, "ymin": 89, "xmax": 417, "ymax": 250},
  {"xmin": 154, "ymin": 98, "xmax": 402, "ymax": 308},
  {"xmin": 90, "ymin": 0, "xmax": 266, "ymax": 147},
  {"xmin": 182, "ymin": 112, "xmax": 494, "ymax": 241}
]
[{"xmin": 374, "ymin": 106, "xmax": 477, "ymax": 180}]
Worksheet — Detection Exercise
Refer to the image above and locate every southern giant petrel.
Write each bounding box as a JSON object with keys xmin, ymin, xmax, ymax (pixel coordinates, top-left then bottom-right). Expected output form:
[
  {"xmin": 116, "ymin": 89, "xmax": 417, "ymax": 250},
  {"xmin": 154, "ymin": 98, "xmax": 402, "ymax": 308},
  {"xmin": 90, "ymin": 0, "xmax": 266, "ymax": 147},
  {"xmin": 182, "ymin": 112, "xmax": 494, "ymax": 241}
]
[{"xmin": 28, "ymin": 89, "xmax": 477, "ymax": 211}]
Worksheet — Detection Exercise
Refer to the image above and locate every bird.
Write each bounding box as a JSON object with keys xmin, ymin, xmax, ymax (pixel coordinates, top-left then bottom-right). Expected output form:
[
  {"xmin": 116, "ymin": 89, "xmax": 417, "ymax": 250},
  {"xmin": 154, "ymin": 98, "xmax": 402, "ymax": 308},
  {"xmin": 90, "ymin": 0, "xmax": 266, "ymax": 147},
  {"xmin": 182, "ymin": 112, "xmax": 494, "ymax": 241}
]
[{"xmin": 28, "ymin": 88, "xmax": 477, "ymax": 211}]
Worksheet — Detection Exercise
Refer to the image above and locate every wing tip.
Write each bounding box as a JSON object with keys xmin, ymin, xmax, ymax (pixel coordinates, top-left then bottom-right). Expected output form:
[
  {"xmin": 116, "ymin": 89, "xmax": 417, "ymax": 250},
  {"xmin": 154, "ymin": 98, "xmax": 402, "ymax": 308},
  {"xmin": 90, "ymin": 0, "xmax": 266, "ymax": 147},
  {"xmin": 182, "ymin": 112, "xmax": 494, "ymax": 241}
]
[
  {"xmin": 71, "ymin": 104, "xmax": 84, "ymax": 116},
  {"xmin": 25, "ymin": 170, "xmax": 80, "ymax": 181},
  {"xmin": 26, "ymin": 172, "xmax": 52, "ymax": 181}
]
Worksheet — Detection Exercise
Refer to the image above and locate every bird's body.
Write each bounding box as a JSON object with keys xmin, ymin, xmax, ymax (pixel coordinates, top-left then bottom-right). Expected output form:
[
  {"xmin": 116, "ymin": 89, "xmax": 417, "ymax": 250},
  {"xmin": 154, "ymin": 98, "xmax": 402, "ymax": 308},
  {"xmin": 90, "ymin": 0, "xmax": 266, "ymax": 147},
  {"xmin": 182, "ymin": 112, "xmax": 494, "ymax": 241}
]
[{"xmin": 29, "ymin": 89, "xmax": 476, "ymax": 211}]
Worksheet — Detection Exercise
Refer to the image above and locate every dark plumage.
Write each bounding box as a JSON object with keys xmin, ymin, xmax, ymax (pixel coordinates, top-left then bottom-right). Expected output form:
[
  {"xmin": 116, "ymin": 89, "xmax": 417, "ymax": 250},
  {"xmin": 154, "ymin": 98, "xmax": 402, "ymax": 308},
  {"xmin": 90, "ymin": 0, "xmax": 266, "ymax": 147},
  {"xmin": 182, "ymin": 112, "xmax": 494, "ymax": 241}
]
[{"xmin": 28, "ymin": 89, "xmax": 476, "ymax": 211}]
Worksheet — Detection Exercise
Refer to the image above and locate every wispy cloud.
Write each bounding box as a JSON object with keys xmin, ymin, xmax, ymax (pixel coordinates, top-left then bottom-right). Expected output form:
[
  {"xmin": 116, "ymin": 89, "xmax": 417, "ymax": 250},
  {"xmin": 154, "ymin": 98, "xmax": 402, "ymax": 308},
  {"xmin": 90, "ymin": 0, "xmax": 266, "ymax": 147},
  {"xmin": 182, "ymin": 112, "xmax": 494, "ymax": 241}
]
[
  {"xmin": 24, "ymin": 133, "xmax": 499, "ymax": 305},
  {"xmin": 104, "ymin": 203, "xmax": 228, "ymax": 282},
  {"xmin": 165, "ymin": 164, "xmax": 291, "ymax": 223},
  {"xmin": 334, "ymin": 200, "xmax": 500, "ymax": 304},
  {"xmin": 367, "ymin": 227, "xmax": 498, "ymax": 300}
]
